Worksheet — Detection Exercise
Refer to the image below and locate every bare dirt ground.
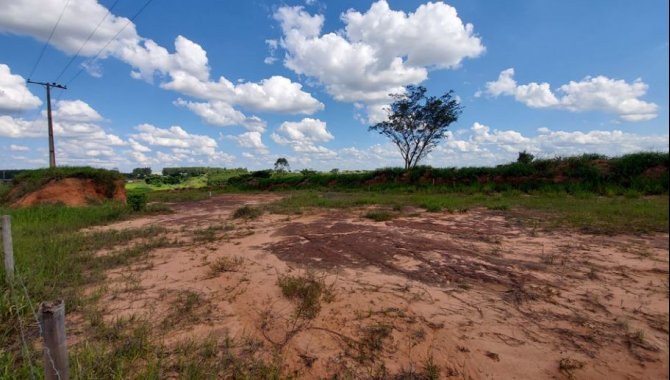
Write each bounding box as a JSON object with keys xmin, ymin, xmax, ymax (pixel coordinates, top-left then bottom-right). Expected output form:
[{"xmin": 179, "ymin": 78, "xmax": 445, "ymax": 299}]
[{"xmin": 76, "ymin": 194, "xmax": 669, "ymax": 379}]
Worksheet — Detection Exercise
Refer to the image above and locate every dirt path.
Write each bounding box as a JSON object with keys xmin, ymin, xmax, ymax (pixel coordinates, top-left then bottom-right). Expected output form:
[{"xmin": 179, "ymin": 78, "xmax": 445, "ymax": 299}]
[{"xmin": 77, "ymin": 194, "xmax": 669, "ymax": 379}]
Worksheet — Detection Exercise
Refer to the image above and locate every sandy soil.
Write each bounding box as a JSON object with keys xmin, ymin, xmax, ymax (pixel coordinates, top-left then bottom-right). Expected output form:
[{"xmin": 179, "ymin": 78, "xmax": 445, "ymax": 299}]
[{"xmin": 75, "ymin": 194, "xmax": 669, "ymax": 379}]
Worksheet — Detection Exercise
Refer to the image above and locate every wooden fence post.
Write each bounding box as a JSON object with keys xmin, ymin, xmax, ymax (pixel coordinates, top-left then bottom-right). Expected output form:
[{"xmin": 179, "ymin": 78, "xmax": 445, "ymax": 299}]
[
  {"xmin": 2, "ymin": 215, "xmax": 14, "ymax": 282},
  {"xmin": 40, "ymin": 300, "xmax": 69, "ymax": 380}
]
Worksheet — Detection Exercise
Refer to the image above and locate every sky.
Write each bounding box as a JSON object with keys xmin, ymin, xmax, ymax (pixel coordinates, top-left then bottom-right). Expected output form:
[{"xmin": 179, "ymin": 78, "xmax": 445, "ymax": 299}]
[{"xmin": 0, "ymin": 0, "xmax": 668, "ymax": 172}]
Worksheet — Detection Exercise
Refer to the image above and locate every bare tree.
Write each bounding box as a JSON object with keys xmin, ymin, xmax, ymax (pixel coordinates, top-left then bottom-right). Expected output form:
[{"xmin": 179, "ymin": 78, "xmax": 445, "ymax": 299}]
[{"xmin": 369, "ymin": 86, "xmax": 462, "ymax": 170}]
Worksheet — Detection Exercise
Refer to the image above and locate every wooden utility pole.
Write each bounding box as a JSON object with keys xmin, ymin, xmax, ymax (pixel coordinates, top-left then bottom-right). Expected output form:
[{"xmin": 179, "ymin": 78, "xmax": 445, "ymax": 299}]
[{"xmin": 27, "ymin": 80, "xmax": 67, "ymax": 168}]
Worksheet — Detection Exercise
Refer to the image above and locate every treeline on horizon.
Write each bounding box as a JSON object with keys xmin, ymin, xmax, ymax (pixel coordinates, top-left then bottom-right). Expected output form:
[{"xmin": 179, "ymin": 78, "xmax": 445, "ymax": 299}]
[
  {"xmin": 223, "ymin": 152, "xmax": 669, "ymax": 195},
  {"xmin": 1, "ymin": 152, "xmax": 668, "ymax": 195}
]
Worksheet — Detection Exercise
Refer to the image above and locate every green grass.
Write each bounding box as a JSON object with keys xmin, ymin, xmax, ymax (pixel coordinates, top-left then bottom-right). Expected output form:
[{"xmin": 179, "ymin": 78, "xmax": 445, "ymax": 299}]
[
  {"xmin": 125, "ymin": 175, "xmax": 208, "ymax": 192},
  {"xmin": 277, "ymin": 273, "xmax": 332, "ymax": 320},
  {"xmin": 266, "ymin": 191, "xmax": 668, "ymax": 234},
  {"xmin": 363, "ymin": 210, "xmax": 396, "ymax": 222},
  {"xmin": 0, "ymin": 203, "xmax": 171, "ymax": 377},
  {"xmin": 0, "ymin": 185, "xmax": 667, "ymax": 377}
]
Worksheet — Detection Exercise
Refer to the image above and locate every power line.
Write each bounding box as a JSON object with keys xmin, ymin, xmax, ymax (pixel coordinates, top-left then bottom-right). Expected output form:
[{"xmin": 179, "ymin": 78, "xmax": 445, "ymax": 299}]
[
  {"xmin": 64, "ymin": 0, "xmax": 156, "ymax": 87},
  {"xmin": 27, "ymin": 0, "xmax": 73, "ymax": 80},
  {"xmin": 54, "ymin": 0, "xmax": 122, "ymax": 82}
]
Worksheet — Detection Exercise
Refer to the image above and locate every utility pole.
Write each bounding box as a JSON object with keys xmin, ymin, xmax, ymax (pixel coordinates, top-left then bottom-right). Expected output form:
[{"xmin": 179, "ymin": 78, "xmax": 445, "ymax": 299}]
[{"xmin": 27, "ymin": 80, "xmax": 67, "ymax": 168}]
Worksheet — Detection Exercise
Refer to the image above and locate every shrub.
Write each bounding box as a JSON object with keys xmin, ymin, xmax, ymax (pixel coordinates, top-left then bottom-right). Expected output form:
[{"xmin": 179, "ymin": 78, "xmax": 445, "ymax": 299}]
[
  {"xmin": 517, "ymin": 150, "xmax": 535, "ymax": 165},
  {"xmin": 127, "ymin": 192, "xmax": 148, "ymax": 211},
  {"xmin": 251, "ymin": 170, "xmax": 273, "ymax": 179},
  {"xmin": 232, "ymin": 205, "xmax": 263, "ymax": 219},
  {"xmin": 364, "ymin": 210, "xmax": 395, "ymax": 221}
]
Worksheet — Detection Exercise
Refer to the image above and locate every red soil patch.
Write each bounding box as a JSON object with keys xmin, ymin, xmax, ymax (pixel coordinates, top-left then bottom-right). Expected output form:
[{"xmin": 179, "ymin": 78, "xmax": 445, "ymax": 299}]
[
  {"xmin": 74, "ymin": 195, "xmax": 669, "ymax": 379},
  {"xmin": 11, "ymin": 178, "xmax": 126, "ymax": 207}
]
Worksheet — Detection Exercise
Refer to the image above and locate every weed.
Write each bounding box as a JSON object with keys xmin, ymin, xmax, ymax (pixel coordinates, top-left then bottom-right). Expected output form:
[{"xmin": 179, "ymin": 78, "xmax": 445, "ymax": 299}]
[
  {"xmin": 232, "ymin": 205, "xmax": 263, "ymax": 219},
  {"xmin": 627, "ymin": 329, "xmax": 646, "ymax": 345},
  {"xmin": 485, "ymin": 351, "xmax": 500, "ymax": 361},
  {"xmin": 193, "ymin": 225, "xmax": 223, "ymax": 243},
  {"xmin": 540, "ymin": 253, "xmax": 556, "ymax": 265},
  {"xmin": 209, "ymin": 256, "xmax": 243, "ymax": 276},
  {"xmin": 487, "ymin": 204, "xmax": 510, "ymax": 211},
  {"xmin": 587, "ymin": 266, "xmax": 599, "ymax": 280},
  {"xmin": 489, "ymin": 246, "xmax": 503, "ymax": 256},
  {"xmin": 364, "ymin": 210, "xmax": 395, "ymax": 222},
  {"xmin": 422, "ymin": 356, "xmax": 441, "ymax": 380},
  {"xmin": 355, "ymin": 323, "xmax": 393, "ymax": 362},
  {"xmin": 559, "ymin": 357, "xmax": 584, "ymax": 379},
  {"xmin": 277, "ymin": 273, "xmax": 331, "ymax": 319}
]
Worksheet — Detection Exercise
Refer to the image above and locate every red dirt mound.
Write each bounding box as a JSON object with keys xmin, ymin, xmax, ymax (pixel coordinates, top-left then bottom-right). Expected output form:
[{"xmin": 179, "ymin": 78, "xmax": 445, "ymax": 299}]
[{"xmin": 11, "ymin": 178, "xmax": 126, "ymax": 207}]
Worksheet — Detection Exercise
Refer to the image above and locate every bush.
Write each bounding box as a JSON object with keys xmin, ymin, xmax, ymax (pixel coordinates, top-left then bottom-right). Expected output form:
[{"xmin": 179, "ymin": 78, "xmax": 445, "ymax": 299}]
[
  {"xmin": 251, "ymin": 170, "xmax": 273, "ymax": 179},
  {"xmin": 232, "ymin": 205, "xmax": 263, "ymax": 219},
  {"xmin": 127, "ymin": 192, "xmax": 148, "ymax": 211},
  {"xmin": 517, "ymin": 150, "xmax": 535, "ymax": 165},
  {"xmin": 300, "ymin": 169, "xmax": 317, "ymax": 176}
]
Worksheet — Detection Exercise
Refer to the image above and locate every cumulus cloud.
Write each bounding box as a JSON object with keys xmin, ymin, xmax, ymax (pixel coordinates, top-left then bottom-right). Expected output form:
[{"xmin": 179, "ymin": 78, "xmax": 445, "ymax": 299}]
[
  {"xmin": 132, "ymin": 123, "xmax": 218, "ymax": 156},
  {"xmin": 271, "ymin": 118, "xmax": 335, "ymax": 156},
  {"xmin": 0, "ymin": 0, "xmax": 323, "ymax": 130},
  {"xmin": 0, "ymin": 99, "xmax": 127, "ymax": 168},
  {"xmin": 0, "ymin": 64, "xmax": 42, "ymax": 112},
  {"xmin": 483, "ymin": 68, "xmax": 658, "ymax": 121},
  {"xmin": 427, "ymin": 122, "xmax": 669, "ymax": 166},
  {"xmin": 9, "ymin": 144, "xmax": 29, "ymax": 151},
  {"xmin": 174, "ymin": 98, "xmax": 265, "ymax": 131},
  {"xmin": 225, "ymin": 131, "xmax": 268, "ymax": 153},
  {"xmin": 273, "ymin": 1, "xmax": 484, "ymax": 120},
  {"xmin": 50, "ymin": 99, "xmax": 103, "ymax": 122}
]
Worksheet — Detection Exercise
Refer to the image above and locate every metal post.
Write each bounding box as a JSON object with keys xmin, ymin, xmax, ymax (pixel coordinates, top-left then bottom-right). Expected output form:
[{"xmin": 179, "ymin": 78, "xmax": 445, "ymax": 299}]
[
  {"xmin": 2, "ymin": 215, "xmax": 14, "ymax": 282},
  {"xmin": 40, "ymin": 300, "xmax": 69, "ymax": 380}
]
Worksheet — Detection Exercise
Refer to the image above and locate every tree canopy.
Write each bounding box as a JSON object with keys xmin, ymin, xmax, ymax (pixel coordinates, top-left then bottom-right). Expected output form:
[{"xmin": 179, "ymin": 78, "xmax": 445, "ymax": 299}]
[
  {"xmin": 274, "ymin": 157, "xmax": 290, "ymax": 173},
  {"xmin": 369, "ymin": 85, "xmax": 462, "ymax": 170}
]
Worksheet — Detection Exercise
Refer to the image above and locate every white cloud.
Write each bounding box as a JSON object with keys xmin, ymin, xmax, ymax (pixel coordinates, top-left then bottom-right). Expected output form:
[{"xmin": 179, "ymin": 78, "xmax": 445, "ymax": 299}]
[
  {"xmin": 0, "ymin": 98, "xmax": 127, "ymax": 168},
  {"xmin": 223, "ymin": 131, "xmax": 268, "ymax": 154},
  {"xmin": 132, "ymin": 123, "xmax": 218, "ymax": 156},
  {"xmin": 273, "ymin": 1, "xmax": 484, "ymax": 120},
  {"xmin": 50, "ymin": 99, "xmax": 103, "ymax": 122},
  {"xmin": 0, "ymin": 64, "xmax": 42, "ymax": 112},
  {"xmin": 9, "ymin": 144, "xmax": 29, "ymax": 151},
  {"xmin": 342, "ymin": 1, "xmax": 485, "ymax": 69},
  {"xmin": 271, "ymin": 117, "xmax": 335, "ymax": 157},
  {"xmin": 428, "ymin": 122, "xmax": 669, "ymax": 166},
  {"xmin": 0, "ymin": 1, "xmax": 323, "ymax": 128},
  {"xmin": 273, "ymin": 118, "xmax": 333, "ymax": 143},
  {"xmin": 128, "ymin": 138, "xmax": 151, "ymax": 153},
  {"xmin": 484, "ymin": 68, "xmax": 658, "ymax": 121},
  {"xmin": 174, "ymin": 98, "xmax": 267, "ymax": 132}
]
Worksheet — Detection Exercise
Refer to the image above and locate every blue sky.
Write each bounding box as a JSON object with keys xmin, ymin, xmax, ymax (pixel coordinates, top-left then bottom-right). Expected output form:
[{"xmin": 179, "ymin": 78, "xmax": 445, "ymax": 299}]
[{"xmin": 0, "ymin": 0, "xmax": 667, "ymax": 171}]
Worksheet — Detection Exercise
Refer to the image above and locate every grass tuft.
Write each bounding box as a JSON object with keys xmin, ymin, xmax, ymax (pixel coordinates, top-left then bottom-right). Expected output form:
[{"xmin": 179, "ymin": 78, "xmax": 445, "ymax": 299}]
[
  {"xmin": 363, "ymin": 210, "xmax": 395, "ymax": 222},
  {"xmin": 209, "ymin": 256, "xmax": 243, "ymax": 276},
  {"xmin": 232, "ymin": 205, "xmax": 263, "ymax": 219},
  {"xmin": 277, "ymin": 273, "xmax": 332, "ymax": 319}
]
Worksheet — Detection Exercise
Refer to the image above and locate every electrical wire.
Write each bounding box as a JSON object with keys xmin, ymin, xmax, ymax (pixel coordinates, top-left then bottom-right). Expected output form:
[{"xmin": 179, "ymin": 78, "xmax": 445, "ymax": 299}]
[
  {"xmin": 64, "ymin": 0, "xmax": 155, "ymax": 87},
  {"xmin": 27, "ymin": 0, "xmax": 73, "ymax": 80},
  {"xmin": 54, "ymin": 0, "xmax": 122, "ymax": 82}
]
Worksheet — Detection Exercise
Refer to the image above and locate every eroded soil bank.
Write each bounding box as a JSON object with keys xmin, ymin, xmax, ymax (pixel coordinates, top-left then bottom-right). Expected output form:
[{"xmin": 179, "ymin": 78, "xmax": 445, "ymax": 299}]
[{"xmin": 75, "ymin": 194, "xmax": 669, "ymax": 379}]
